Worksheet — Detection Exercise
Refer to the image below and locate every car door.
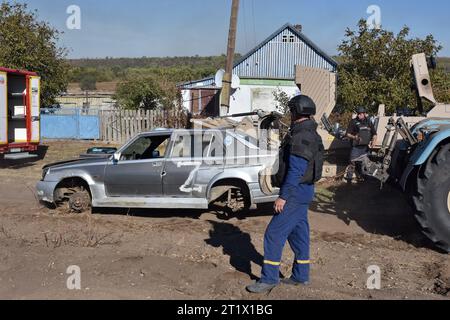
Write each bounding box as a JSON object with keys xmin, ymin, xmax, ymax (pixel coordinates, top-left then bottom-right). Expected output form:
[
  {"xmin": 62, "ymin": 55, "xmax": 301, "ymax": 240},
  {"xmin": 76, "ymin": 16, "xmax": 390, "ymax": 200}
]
[
  {"xmin": 162, "ymin": 132, "xmax": 202, "ymax": 198},
  {"xmin": 192, "ymin": 131, "xmax": 225, "ymax": 199},
  {"xmin": 163, "ymin": 131, "xmax": 223, "ymax": 198},
  {"xmin": 104, "ymin": 134, "xmax": 171, "ymax": 197}
]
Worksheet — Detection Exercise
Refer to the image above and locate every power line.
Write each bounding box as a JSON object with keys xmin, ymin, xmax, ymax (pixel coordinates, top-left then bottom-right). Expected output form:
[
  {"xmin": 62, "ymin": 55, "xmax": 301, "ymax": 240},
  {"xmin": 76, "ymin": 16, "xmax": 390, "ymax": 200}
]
[
  {"xmin": 242, "ymin": 0, "xmax": 248, "ymax": 52},
  {"xmin": 251, "ymin": 0, "xmax": 257, "ymax": 47}
]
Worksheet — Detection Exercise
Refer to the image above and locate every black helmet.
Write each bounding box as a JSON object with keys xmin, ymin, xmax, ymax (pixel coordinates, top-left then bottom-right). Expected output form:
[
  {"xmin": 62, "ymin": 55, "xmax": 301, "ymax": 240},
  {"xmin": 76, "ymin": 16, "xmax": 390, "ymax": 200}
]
[
  {"xmin": 356, "ymin": 106, "xmax": 367, "ymax": 114},
  {"xmin": 288, "ymin": 95, "xmax": 316, "ymax": 117}
]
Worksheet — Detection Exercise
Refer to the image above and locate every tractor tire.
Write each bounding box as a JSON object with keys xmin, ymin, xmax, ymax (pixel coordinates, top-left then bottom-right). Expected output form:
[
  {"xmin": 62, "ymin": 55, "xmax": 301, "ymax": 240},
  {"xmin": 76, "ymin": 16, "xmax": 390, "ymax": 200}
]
[{"xmin": 413, "ymin": 144, "xmax": 450, "ymax": 253}]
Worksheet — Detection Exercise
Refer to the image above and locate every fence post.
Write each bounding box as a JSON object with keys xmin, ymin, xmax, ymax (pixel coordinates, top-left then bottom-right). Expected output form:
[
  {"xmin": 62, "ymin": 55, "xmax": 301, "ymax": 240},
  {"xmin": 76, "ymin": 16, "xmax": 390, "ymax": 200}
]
[{"xmin": 137, "ymin": 109, "xmax": 142, "ymax": 134}]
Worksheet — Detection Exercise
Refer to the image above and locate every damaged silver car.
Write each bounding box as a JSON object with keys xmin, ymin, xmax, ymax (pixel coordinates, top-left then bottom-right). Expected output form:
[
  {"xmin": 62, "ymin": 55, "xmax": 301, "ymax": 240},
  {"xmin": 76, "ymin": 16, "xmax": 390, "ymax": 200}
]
[{"xmin": 37, "ymin": 128, "xmax": 280, "ymax": 213}]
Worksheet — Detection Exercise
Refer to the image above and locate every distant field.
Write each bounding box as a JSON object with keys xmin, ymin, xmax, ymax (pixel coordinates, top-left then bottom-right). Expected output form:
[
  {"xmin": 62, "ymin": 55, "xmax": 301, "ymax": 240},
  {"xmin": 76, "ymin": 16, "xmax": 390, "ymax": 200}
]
[
  {"xmin": 66, "ymin": 55, "xmax": 449, "ymax": 94},
  {"xmin": 68, "ymin": 55, "xmax": 241, "ymax": 69},
  {"xmin": 67, "ymin": 55, "xmax": 242, "ymax": 84},
  {"xmin": 67, "ymin": 81, "xmax": 118, "ymax": 94}
]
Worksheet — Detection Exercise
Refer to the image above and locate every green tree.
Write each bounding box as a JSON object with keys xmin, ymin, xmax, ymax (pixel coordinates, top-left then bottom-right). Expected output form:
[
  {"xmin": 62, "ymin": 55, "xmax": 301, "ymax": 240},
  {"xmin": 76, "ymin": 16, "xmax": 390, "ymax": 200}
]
[
  {"xmin": 114, "ymin": 75, "xmax": 180, "ymax": 110},
  {"xmin": 272, "ymin": 88, "xmax": 293, "ymax": 114},
  {"xmin": 80, "ymin": 74, "xmax": 97, "ymax": 91},
  {"xmin": 0, "ymin": 3, "xmax": 69, "ymax": 106},
  {"xmin": 432, "ymin": 67, "xmax": 450, "ymax": 103},
  {"xmin": 337, "ymin": 20, "xmax": 448, "ymax": 114}
]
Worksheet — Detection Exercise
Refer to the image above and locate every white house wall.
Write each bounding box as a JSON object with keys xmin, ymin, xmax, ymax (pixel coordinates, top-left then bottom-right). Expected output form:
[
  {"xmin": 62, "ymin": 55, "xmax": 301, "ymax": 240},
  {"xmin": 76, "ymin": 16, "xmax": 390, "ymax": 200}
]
[
  {"xmin": 181, "ymin": 83, "xmax": 300, "ymax": 115},
  {"xmin": 181, "ymin": 90, "xmax": 192, "ymax": 112},
  {"xmin": 229, "ymin": 84, "xmax": 300, "ymax": 114}
]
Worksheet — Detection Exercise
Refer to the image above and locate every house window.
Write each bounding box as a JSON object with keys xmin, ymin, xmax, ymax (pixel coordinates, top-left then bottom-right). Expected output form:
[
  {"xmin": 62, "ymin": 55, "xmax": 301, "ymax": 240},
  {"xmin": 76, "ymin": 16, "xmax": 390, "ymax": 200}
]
[
  {"xmin": 282, "ymin": 35, "xmax": 288, "ymax": 43},
  {"xmin": 289, "ymin": 35, "xmax": 295, "ymax": 43}
]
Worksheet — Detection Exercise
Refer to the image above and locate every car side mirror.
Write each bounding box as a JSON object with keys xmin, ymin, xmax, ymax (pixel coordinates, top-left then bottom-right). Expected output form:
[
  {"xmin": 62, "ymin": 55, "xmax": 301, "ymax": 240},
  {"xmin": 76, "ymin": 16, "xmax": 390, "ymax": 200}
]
[{"xmin": 113, "ymin": 152, "xmax": 121, "ymax": 164}]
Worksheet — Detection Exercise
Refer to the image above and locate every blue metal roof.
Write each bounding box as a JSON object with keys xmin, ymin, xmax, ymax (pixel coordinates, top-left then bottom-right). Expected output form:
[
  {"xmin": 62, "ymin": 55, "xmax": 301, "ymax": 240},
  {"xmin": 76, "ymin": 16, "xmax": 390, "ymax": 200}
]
[{"xmin": 180, "ymin": 23, "xmax": 337, "ymax": 89}]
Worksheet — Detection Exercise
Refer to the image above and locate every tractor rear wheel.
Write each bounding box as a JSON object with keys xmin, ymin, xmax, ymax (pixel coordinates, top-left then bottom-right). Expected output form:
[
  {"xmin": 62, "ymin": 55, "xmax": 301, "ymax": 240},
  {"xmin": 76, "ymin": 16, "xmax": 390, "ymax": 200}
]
[{"xmin": 413, "ymin": 144, "xmax": 450, "ymax": 253}]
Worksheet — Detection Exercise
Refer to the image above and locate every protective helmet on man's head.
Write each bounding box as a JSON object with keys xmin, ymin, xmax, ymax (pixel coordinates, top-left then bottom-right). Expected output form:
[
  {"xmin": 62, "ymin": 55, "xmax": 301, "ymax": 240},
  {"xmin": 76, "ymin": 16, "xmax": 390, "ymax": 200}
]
[
  {"xmin": 356, "ymin": 106, "xmax": 368, "ymax": 114},
  {"xmin": 288, "ymin": 95, "xmax": 317, "ymax": 117}
]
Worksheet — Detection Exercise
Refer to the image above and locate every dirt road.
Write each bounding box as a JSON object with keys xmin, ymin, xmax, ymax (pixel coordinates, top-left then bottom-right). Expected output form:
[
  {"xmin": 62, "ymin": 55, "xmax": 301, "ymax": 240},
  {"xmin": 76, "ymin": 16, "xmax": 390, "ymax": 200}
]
[{"xmin": 0, "ymin": 142, "xmax": 449, "ymax": 300}]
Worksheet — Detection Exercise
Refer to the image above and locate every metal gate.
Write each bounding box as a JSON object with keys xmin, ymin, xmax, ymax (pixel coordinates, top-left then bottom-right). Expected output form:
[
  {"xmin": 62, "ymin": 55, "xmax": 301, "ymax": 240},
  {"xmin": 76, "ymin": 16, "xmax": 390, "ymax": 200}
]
[{"xmin": 41, "ymin": 108, "xmax": 100, "ymax": 140}]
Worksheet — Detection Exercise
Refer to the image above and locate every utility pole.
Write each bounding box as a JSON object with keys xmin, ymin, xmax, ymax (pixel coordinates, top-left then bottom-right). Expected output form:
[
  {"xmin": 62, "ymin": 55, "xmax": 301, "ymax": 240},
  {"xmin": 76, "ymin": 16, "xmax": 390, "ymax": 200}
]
[{"xmin": 220, "ymin": 0, "xmax": 240, "ymax": 116}]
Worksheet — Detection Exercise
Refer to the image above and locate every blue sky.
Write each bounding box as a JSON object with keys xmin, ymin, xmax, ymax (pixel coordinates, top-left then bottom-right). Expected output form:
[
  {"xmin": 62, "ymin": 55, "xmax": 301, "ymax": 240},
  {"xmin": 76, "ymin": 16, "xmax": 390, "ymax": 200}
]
[{"xmin": 23, "ymin": 0, "xmax": 450, "ymax": 58}]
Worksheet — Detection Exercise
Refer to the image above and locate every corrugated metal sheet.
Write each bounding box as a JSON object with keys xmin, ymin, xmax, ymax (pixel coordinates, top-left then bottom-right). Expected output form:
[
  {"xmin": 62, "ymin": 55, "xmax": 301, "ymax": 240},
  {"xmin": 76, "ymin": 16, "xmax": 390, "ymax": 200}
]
[
  {"xmin": 234, "ymin": 27, "xmax": 336, "ymax": 79},
  {"xmin": 180, "ymin": 23, "xmax": 337, "ymax": 89},
  {"xmin": 180, "ymin": 77, "xmax": 216, "ymax": 90}
]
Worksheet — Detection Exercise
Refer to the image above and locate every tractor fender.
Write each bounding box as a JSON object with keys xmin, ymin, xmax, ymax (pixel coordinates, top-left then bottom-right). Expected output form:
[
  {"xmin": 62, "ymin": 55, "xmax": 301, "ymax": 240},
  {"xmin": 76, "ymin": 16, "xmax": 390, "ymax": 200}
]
[
  {"xmin": 400, "ymin": 130, "xmax": 450, "ymax": 191},
  {"xmin": 409, "ymin": 130, "xmax": 450, "ymax": 166}
]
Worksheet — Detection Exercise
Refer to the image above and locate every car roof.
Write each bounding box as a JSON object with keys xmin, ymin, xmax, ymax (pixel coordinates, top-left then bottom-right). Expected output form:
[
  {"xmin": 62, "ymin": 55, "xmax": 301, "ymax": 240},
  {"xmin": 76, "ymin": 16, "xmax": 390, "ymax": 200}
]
[{"xmin": 139, "ymin": 128, "xmax": 234, "ymax": 136}]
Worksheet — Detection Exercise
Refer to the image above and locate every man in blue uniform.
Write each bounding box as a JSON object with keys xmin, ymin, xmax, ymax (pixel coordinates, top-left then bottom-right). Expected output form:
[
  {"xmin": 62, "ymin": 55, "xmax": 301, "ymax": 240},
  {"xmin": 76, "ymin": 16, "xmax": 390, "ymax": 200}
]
[{"xmin": 246, "ymin": 95, "xmax": 324, "ymax": 294}]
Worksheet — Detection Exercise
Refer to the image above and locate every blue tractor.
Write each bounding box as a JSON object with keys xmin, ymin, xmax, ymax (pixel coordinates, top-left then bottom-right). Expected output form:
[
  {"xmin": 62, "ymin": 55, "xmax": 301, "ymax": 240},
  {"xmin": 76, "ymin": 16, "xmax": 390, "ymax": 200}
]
[{"xmin": 358, "ymin": 53, "xmax": 450, "ymax": 252}]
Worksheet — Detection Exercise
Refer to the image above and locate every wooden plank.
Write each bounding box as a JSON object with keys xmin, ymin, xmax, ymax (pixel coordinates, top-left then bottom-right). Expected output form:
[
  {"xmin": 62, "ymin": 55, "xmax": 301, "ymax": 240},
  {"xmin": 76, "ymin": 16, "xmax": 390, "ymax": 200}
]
[
  {"xmin": 109, "ymin": 111, "xmax": 114, "ymax": 142},
  {"xmin": 143, "ymin": 110, "xmax": 147, "ymax": 131},
  {"xmin": 145, "ymin": 110, "xmax": 150, "ymax": 131},
  {"xmin": 130, "ymin": 110, "xmax": 134, "ymax": 139},
  {"xmin": 137, "ymin": 109, "xmax": 141, "ymax": 134},
  {"xmin": 121, "ymin": 110, "xmax": 126, "ymax": 143},
  {"xmin": 106, "ymin": 111, "xmax": 110, "ymax": 142},
  {"xmin": 121, "ymin": 110, "xmax": 125, "ymax": 143},
  {"xmin": 149, "ymin": 110, "xmax": 153, "ymax": 131},
  {"xmin": 129, "ymin": 109, "xmax": 133, "ymax": 140},
  {"xmin": 114, "ymin": 111, "xmax": 119, "ymax": 143},
  {"xmin": 126, "ymin": 110, "xmax": 130, "ymax": 142}
]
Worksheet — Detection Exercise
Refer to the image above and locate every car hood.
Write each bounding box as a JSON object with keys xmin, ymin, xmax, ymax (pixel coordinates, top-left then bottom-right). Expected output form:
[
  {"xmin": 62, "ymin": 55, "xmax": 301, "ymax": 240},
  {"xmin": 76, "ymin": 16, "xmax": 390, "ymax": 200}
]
[{"xmin": 43, "ymin": 157, "xmax": 109, "ymax": 170}]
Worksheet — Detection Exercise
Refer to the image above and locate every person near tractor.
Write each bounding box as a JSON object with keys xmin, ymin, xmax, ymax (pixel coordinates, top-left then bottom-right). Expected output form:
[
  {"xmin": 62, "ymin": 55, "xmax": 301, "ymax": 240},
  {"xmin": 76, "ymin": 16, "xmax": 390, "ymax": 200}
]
[
  {"xmin": 246, "ymin": 95, "xmax": 324, "ymax": 294},
  {"xmin": 345, "ymin": 106, "xmax": 378, "ymax": 183}
]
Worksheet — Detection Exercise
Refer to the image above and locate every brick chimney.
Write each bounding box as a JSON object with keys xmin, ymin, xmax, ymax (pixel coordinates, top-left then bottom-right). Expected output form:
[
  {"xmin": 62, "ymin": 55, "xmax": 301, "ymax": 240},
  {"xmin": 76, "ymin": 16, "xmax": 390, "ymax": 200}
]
[{"xmin": 293, "ymin": 24, "xmax": 303, "ymax": 33}]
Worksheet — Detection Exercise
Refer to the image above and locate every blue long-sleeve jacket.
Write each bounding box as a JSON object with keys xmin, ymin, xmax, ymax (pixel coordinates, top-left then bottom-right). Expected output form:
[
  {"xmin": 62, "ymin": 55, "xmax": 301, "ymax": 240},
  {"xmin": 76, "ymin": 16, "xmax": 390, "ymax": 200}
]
[{"xmin": 279, "ymin": 154, "xmax": 315, "ymax": 205}]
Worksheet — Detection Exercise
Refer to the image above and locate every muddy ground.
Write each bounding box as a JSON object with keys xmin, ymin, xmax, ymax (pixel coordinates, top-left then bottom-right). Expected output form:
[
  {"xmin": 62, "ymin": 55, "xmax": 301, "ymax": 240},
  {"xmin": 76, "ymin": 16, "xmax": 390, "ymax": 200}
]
[{"xmin": 0, "ymin": 141, "xmax": 449, "ymax": 300}]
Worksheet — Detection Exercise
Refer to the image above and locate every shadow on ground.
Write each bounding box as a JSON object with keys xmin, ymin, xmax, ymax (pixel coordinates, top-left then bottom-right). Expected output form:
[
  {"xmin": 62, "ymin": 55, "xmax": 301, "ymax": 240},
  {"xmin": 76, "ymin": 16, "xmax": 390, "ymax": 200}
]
[
  {"xmin": 204, "ymin": 220, "xmax": 288, "ymax": 281},
  {"xmin": 92, "ymin": 203, "xmax": 276, "ymax": 221},
  {"xmin": 0, "ymin": 145, "xmax": 48, "ymax": 169},
  {"xmin": 205, "ymin": 220, "xmax": 265, "ymax": 280},
  {"xmin": 311, "ymin": 179, "xmax": 437, "ymax": 251}
]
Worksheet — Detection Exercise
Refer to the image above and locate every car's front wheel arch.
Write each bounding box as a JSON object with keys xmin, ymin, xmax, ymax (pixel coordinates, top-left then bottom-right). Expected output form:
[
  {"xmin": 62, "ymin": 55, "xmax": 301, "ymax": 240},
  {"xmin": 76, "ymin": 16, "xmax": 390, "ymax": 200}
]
[{"xmin": 54, "ymin": 177, "xmax": 93, "ymax": 213}]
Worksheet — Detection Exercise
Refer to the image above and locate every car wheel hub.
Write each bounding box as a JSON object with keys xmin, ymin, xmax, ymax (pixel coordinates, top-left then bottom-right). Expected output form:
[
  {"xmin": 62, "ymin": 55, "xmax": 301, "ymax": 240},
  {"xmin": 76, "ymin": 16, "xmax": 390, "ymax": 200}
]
[{"xmin": 69, "ymin": 192, "xmax": 89, "ymax": 212}]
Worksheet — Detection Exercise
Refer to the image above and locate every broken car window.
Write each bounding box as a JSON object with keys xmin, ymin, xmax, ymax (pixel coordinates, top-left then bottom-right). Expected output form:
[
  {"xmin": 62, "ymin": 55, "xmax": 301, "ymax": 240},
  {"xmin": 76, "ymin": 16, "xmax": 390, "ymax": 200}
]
[{"xmin": 120, "ymin": 135, "xmax": 170, "ymax": 161}]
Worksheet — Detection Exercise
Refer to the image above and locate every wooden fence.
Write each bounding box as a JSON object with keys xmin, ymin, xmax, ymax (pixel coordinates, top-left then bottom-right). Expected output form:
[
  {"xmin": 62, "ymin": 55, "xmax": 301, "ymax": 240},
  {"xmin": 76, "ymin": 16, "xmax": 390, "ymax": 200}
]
[{"xmin": 99, "ymin": 109, "xmax": 188, "ymax": 143}]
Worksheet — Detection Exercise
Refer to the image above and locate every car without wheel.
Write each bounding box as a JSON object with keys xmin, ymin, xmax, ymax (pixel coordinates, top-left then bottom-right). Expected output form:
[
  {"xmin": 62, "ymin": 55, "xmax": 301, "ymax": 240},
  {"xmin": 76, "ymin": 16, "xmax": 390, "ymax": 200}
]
[{"xmin": 36, "ymin": 129, "xmax": 279, "ymax": 214}]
